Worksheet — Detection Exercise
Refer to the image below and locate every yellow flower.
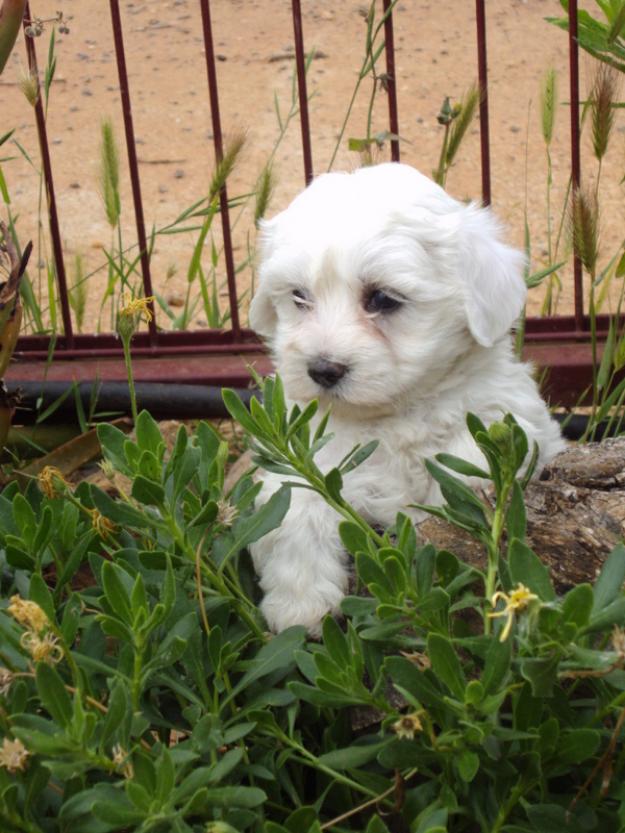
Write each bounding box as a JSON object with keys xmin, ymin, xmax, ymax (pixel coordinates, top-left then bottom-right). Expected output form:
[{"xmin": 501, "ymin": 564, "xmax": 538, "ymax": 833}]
[
  {"xmin": 7, "ymin": 596, "xmax": 49, "ymax": 633},
  {"xmin": 119, "ymin": 292, "xmax": 155, "ymax": 323},
  {"xmin": 392, "ymin": 712, "xmax": 424, "ymax": 740},
  {"xmin": 38, "ymin": 465, "xmax": 69, "ymax": 499},
  {"xmin": 20, "ymin": 631, "xmax": 63, "ymax": 664},
  {"xmin": 488, "ymin": 583, "xmax": 540, "ymax": 642},
  {"xmin": 0, "ymin": 668, "xmax": 14, "ymax": 696},
  {"xmin": 0, "ymin": 737, "xmax": 30, "ymax": 774}
]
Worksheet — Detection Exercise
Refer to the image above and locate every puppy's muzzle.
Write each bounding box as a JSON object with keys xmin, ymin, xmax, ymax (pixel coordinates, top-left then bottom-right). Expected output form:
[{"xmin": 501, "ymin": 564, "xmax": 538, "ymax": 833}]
[{"xmin": 307, "ymin": 358, "xmax": 349, "ymax": 389}]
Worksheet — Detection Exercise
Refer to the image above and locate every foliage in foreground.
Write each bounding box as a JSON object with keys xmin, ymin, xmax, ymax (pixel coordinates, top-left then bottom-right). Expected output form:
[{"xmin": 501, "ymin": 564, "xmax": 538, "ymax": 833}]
[{"xmin": 1, "ymin": 379, "xmax": 625, "ymax": 832}]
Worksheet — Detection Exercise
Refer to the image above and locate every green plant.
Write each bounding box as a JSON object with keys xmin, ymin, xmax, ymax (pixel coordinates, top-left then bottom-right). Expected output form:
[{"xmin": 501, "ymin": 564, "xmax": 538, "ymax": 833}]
[
  {"xmin": 329, "ymin": 0, "xmax": 401, "ymax": 169},
  {"xmin": 0, "ymin": 0, "xmax": 26, "ymax": 76},
  {"xmin": 432, "ymin": 86, "xmax": 479, "ymax": 190},
  {"xmin": 548, "ymin": 0, "xmax": 625, "ymax": 73},
  {"xmin": 2, "ymin": 377, "xmax": 625, "ymax": 832}
]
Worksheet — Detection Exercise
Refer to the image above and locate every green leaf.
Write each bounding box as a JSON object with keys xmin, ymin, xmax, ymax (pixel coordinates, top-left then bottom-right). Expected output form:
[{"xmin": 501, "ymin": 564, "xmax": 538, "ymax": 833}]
[
  {"xmin": 435, "ymin": 453, "xmax": 489, "ymax": 480},
  {"xmin": 230, "ymin": 626, "xmax": 306, "ymax": 698},
  {"xmin": 324, "ymin": 468, "xmax": 343, "ymax": 501},
  {"xmin": 385, "ymin": 656, "xmax": 442, "ymax": 708},
  {"xmin": 592, "ymin": 542, "xmax": 625, "ymax": 612},
  {"xmin": 91, "ymin": 485, "xmax": 157, "ymax": 530},
  {"xmin": 338, "ymin": 521, "xmax": 370, "ymax": 555},
  {"xmin": 456, "ymin": 749, "xmax": 479, "ymax": 783},
  {"xmin": 318, "ymin": 739, "xmax": 391, "ymax": 770},
  {"xmin": 217, "ymin": 485, "xmax": 291, "ymax": 570},
  {"xmin": 322, "ymin": 616, "xmax": 351, "ymax": 666},
  {"xmin": 28, "ymin": 573, "xmax": 56, "ymax": 625},
  {"xmin": 481, "ymin": 633, "xmax": 512, "ymax": 694},
  {"xmin": 97, "ymin": 422, "xmax": 132, "ymax": 475},
  {"xmin": 556, "ymin": 729, "xmax": 601, "ymax": 764},
  {"xmin": 100, "ymin": 679, "xmax": 129, "ymax": 747},
  {"xmin": 101, "ymin": 562, "xmax": 132, "ymax": 624},
  {"xmin": 425, "ymin": 459, "xmax": 489, "ymax": 517},
  {"xmin": 584, "ymin": 596, "xmax": 625, "ymax": 634},
  {"xmin": 508, "ymin": 539, "xmax": 555, "ymax": 601},
  {"xmin": 506, "ymin": 481, "xmax": 526, "ymax": 542},
  {"xmin": 427, "ymin": 633, "xmax": 466, "ymax": 700},
  {"xmin": 193, "ymin": 785, "xmax": 266, "ymax": 809},
  {"xmin": 135, "ymin": 410, "xmax": 165, "ymax": 455},
  {"xmin": 519, "ymin": 654, "xmax": 560, "ymax": 698},
  {"xmin": 339, "ymin": 440, "xmax": 379, "ymax": 474},
  {"xmin": 35, "ymin": 664, "xmax": 73, "ymax": 729},
  {"xmin": 131, "ymin": 475, "xmax": 165, "ymax": 507},
  {"xmin": 561, "ymin": 583, "xmax": 594, "ymax": 629},
  {"xmin": 223, "ymin": 389, "xmax": 260, "ymax": 435},
  {"xmin": 365, "ymin": 815, "xmax": 391, "ymax": 833}
]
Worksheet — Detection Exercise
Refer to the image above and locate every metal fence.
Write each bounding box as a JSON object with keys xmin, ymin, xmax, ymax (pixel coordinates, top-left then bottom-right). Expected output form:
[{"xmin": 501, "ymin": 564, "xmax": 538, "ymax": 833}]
[{"xmin": 8, "ymin": 0, "xmax": 606, "ymax": 404}]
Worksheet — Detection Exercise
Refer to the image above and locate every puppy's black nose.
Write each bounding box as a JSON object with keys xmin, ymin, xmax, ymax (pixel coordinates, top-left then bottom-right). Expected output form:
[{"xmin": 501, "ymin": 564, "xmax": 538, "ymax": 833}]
[{"xmin": 307, "ymin": 358, "xmax": 349, "ymax": 388}]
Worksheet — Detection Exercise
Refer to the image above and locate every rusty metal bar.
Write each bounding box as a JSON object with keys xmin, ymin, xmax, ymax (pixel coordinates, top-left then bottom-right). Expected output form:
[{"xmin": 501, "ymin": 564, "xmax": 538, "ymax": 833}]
[
  {"xmin": 291, "ymin": 0, "xmax": 314, "ymax": 184},
  {"xmin": 199, "ymin": 0, "xmax": 241, "ymax": 338},
  {"xmin": 568, "ymin": 0, "xmax": 584, "ymax": 330},
  {"xmin": 475, "ymin": 0, "xmax": 491, "ymax": 206},
  {"xmin": 109, "ymin": 0, "xmax": 157, "ymax": 344},
  {"xmin": 382, "ymin": 0, "xmax": 400, "ymax": 162},
  {"xmin": 23, "ymin": 3, "xmax": 74, "ymax": 348}
]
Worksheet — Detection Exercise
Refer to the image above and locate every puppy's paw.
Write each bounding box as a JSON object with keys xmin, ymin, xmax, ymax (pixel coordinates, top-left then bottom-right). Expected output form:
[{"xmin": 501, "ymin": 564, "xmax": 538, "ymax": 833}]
[{"xmin": 261, "ymin": 583, "xmax": 344, "ymax": 636}]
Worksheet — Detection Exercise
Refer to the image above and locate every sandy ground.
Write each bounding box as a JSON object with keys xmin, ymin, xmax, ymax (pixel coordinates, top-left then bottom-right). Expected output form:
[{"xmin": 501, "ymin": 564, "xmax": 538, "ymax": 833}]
[{"xmin": 2, "ymin": 0, "xmax": 624, "ymax": 333}]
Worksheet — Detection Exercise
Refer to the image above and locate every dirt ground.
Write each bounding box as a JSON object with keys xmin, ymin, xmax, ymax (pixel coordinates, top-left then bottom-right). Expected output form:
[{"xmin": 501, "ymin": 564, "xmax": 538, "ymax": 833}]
[{"xmin": 2, "ymin": 0, "xmax": 624, "ymax": 332}]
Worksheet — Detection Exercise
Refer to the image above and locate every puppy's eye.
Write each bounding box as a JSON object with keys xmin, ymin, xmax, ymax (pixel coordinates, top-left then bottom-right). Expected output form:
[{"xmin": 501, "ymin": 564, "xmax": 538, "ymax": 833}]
[
  {"xmin": 292, "ymin": 288, "xmax": 310, "ymax": 309},
  {"xmin": 364, "ymin": 289, "xmax": 402, "ymax": 314}
]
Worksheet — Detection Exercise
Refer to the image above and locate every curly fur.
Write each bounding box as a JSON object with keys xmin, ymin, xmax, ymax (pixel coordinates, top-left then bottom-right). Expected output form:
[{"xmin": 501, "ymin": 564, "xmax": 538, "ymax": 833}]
[{"xmin": 248, "ymin": 163, "xmax": 565, "ymax": 633}]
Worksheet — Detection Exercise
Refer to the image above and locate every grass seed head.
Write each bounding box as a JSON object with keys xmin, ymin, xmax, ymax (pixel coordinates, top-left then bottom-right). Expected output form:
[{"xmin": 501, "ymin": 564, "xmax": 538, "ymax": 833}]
[{"xmin": 591, "ymin": 63, "xmax": 619, "ymax": 162}]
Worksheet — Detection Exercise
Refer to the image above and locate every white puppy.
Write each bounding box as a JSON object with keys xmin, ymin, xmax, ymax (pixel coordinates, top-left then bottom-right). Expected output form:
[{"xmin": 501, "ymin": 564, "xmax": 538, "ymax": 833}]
[{"xmin": 249, "ymin": 163, "xmax": 565, "ymax": 634}]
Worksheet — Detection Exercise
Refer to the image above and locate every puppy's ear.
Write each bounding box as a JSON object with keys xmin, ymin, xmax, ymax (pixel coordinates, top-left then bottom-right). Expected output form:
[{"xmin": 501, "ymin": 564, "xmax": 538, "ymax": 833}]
[
  {"xmin": 457, "ymin": 204, "xmax": 527, "ymax": 348},
  {"xmin": 249, "ymin": 217, "xmax": 279, "ymax": 339}
]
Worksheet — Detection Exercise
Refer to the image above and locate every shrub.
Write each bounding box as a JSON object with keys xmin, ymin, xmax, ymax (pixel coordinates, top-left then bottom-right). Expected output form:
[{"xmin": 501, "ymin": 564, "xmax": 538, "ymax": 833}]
[{"xmin": 0, "ymin": 380, "xmax": 624, "ymax": 832}]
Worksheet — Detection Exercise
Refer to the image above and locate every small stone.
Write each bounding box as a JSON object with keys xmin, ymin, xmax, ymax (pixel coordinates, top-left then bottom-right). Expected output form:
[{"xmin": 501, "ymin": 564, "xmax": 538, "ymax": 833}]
[
  {"xmin": 70, "ymin": 182, "xmax": 80, "ymax": 189},
  {"xmin": 174, "ymin": 169, "xmax": 185, "ymax": 179},
  {"xmin": 166, "ymin": 292, "xmax": 184, "ymax": 308}
]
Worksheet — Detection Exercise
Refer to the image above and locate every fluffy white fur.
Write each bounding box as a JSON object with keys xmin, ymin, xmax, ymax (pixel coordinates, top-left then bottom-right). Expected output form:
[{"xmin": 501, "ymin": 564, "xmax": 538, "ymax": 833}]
[{"xmin": 249, "ymin": 163, "xmax": 565, "ymax": 634}]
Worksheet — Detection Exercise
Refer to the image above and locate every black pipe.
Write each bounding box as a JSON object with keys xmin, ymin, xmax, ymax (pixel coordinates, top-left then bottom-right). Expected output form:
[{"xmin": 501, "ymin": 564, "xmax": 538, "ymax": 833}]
[
  {"xmin": 6, "ymin": 381, "xmax": 620, "ymax": 442},
  {"xmin": 7, "ymin": 381, "xmax": 255, "ymax": 424}
]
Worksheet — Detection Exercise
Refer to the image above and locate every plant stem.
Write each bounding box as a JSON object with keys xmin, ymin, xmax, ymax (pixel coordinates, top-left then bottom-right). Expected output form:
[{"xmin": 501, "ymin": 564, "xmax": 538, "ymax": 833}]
[{"xmin": 121, "ymin": 333, "xmax": 138, "ymax": 425}]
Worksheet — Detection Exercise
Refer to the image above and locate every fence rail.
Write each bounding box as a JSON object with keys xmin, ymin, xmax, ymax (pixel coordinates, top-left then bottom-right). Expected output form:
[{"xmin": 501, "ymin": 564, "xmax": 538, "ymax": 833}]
[{"xmin": 6, "ymin": 0, "xmax": 606, "ymax": 405}]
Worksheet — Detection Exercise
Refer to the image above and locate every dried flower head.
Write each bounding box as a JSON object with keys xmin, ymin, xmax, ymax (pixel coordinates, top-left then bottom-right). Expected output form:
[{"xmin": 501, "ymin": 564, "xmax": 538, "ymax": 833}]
[
  {"xmin": 21, "ymin": 631, "xmax": 63, "ymax": 664},
  {"xmin": 0, "ymin": 668, "xmax": 14, "ymax": 696},
  {"xmin": 89, "ymin": 508, "xmax": 117, "ymax": 539},
  {"xmin": 216, "ymin": 498, "xmax": 238, "ymax": 528},
  {"xmin": 117, "ymin": 292, "xmax": 155, "ymax": 340},
  {"xmin": 7, "ymin": 595, "xmax": 49, "ymax": 633},
  {"xmin": 488, "ymin": 583, "xmax": 540, "ymax": 642},
  {"xmin": 400, "ymin": 650, "xmax": 431, "ymax": 671},
  {"xmin": 98, "ymin": 459, "xmax": 116, "ymax": 481},
  {"xmin": 19, "ymin": 68, "xmax": 39, "ymax": 107},
  {"xmin": 612, "ymin": 626, "xmax": 625, "ymax": 658},
  {"xmin": 111, "ymin": 744, "xmax": 134, "ymax": 779},
  {"xmin": 392, "ymin": 712, "xmax": 424, "ymax": 740},
  {"xmin": 38, "ymin": 465, "xmax": 69, "ymax": 499},
  {"xmin": 0, "ymin": 737, "xmax": 30, "ymax": 774}
]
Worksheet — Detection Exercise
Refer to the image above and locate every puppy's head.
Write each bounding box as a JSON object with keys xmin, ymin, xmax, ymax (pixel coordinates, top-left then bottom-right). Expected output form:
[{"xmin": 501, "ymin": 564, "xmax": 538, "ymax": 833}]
[{"xmin": 250, "ymin": 163, "xmax": 526, "ymax": 415}]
